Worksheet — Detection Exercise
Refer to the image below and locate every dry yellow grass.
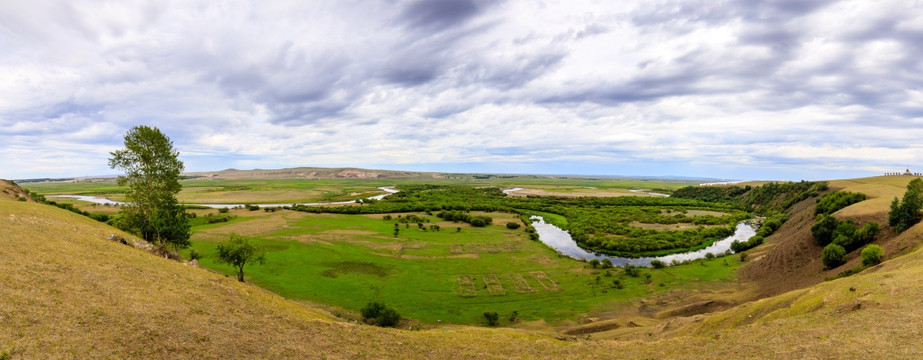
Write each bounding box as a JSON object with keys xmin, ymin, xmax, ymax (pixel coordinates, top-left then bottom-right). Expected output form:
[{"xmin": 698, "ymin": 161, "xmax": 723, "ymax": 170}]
[{"xmin": 2, "ymin": 179, "xmax": 922, "ymax": 358}]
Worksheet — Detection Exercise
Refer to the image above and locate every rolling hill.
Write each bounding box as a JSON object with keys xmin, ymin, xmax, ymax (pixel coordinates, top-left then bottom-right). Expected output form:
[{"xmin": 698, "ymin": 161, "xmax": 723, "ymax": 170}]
[{"xmin": 1, "ymin": 178, "xmax": 921, "ymax": 358}]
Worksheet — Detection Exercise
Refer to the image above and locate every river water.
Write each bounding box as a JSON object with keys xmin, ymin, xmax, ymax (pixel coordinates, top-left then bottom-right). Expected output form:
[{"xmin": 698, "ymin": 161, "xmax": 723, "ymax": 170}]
[
  {"xmin": 48, "ymin": 186, "xmax": 400, "ymax": 209},
  {"xmin": 529, "ymin": 216, "xmax": 757, "ymax": 267}
]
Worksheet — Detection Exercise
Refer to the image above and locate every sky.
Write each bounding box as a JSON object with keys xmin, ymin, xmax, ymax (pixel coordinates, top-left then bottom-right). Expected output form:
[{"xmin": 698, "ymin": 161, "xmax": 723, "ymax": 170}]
[{"xmin": 2, "ymin": 0, "xmax": 922, "ymax": 181}]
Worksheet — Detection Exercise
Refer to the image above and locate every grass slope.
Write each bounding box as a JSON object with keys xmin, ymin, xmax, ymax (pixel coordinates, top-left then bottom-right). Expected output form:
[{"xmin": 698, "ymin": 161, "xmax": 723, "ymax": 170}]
[
  {"xmin": 187, "ymin": 209, "xmax": 741, "ymax": 326},
  {"xmin": 2, "ymin": 179, "xmax": 921, "ymax": 358}
]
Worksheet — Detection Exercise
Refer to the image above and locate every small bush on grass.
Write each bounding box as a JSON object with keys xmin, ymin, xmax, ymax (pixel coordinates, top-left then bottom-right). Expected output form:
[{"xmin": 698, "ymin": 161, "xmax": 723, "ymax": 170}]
[
  {"xmin": 506, "ymin": 222, "xmax": 521, "ymax": 229},
  {"xmin": 361, "ymin": 302, "xmax": 401, "ymax": 327},
  {"xmin": 650, "ymin": 259, "xmax": 665, "ymax": 268},
  {"xmin": 821, "ymin": 243, "xmax": 846, "ymax": 269},
  {"xmin": 624, "ymin": 264, "xmax": 640, "ymax": 277},
  {"xmin": 861, "ymin": 244, "xmax": 883, "ymax": 266},
  {"xmin": 483, "ymin": 311, "xmax": 500, "ymax": 326},
  {"xmin": 218, "ymin": 207, "xmax": 229, "ymax": 213}
]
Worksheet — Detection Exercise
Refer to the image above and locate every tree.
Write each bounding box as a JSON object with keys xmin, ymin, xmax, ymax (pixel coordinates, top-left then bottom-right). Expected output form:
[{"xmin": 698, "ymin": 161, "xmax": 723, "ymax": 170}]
[
  {"xmin": 855, "ymin": 221, "xmax": 881, "ymax": 246},
  {"xmin": 108, "ymin": 126, "xmax": 190, "ymax": 248},
  {"xmin": 821, "ymin": 243, "xmax": 846, "ymax": 269},
  {"xmin": 215, "ymin": 233, "xmax": 266, "ymax": 282},
  {"xmin": 861, "ymin": 245, "xmax": 883, "ymax": 266},
  {"xmin": 811, "ymin": 214, "xmax": 838, "ymax": 246},
  {"xmin": 888, "ymin": 178, "xmax": 923, "ymax": 232}
]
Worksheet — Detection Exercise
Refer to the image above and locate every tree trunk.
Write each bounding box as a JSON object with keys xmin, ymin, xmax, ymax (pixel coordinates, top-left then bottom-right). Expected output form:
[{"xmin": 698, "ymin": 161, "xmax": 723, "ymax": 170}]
[{"xmin": 237, "ymin": 266, "xmax": 245, "ymax": 282}]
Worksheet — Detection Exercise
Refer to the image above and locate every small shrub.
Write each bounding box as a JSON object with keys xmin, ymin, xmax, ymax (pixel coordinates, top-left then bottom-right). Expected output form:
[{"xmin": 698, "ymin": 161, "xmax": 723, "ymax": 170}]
[
  {"xmin": 588, "ymin": 259, "xmax": 600, "ymax": 268},
  {"xmin": 483, "ymin": 311, "xmax": 500, "ymax": 326},
  {"xmin": 188, "ymin": 248, "xmax": 201, "ymax": 261},
  {"xmin": 377, "ymin": 307, "xmax": 401, "ymax": 327},
  {"xmin": 382, "ymin": 214, "xmax": 392, "ymax": 220},
  {"xmin": 218, "ymin": 208, "xmax": 229, "ymax": 213},
  {"xmin": 624, "ymin": 264, "xmax": 640, "ymax": 277},
  {"xmin": 861, "ymin": 245, "xmax": 883, "ymax": 266},
  {"xmin": 16, "ymin": 196, "xmax": 26, "ymax": 202},
  {"xmin": 821, "ymin": 243, "xmax": 846, "ymax": 269},
  {"xmin": 612, "ymin": 279, "xmax": 623, "ymax": 289},
  {"xmin": 739, "ymin": 252, "xmax": 748, "ymax": 262},
  {"xmin": 361, "ymin": 302, "xmax": 401, "ymax": 327},
  {"xmin": 508, "ymin": 310, "xmax": 519, "ymax": 323},
  {"xmin": 650, "ymin": 259, "xmax": 665, "ymax": 268},
  {"xmin": 505, "ymin": 222, "xmax": 521, "ymax": 230},
  {"xmin": 704, "ymin": 252, "xmax": 715, "ymax": 260},
  {"xmin": 855, "ymin": 221, "xmax": 881, "ymax": 246},
  {"xmin": 600, "ymin": 258, "xmax": 613, "ymax": 268}
]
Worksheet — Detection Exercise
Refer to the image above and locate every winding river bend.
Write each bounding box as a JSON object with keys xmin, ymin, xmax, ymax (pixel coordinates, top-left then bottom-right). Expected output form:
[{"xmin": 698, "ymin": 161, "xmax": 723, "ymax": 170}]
[
  {"xmin": 530, "ymin": 216, "xmax": 757, "ymax": 267},
  {"xmin": 53, "ymin": 186, "xmax": 752, "ymax": 266},
  {"xmin": 48, "ymin": 186, "xmax": 400, "ymax": 209}
]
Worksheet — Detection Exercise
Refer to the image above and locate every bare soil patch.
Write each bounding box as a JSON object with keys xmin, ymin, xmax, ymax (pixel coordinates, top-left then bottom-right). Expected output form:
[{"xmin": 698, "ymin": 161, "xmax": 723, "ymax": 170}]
[
  {"xmin": 509, "ymin": 274, "xmax": 536, "ymax": 293},
  {"xmin": 457, "ymin": 276, "xmax": 477, "ymax": 297},
  {"xmin": 482, "ymin": 274, "xmax": 507, "ymax": 296},
  {"xmin": 530, "ymin": 271, "xmax": 559, "ymax": 291}
]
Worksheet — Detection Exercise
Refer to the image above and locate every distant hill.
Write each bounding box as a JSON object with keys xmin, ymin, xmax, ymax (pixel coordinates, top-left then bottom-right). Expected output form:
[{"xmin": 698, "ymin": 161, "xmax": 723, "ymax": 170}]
[
  {"xmin": 1, "ymin": 176, "xmax": 920, "ymax": 358},
  {"xmin": 183, "ymin": 167, "xmax": 447, "ymax": 180}
]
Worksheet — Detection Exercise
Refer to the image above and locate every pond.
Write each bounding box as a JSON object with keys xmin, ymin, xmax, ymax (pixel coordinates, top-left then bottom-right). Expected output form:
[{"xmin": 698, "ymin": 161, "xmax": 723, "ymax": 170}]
[{"xmin": 530, "ymin": 216, "xmax": 757, "ymax": 267}]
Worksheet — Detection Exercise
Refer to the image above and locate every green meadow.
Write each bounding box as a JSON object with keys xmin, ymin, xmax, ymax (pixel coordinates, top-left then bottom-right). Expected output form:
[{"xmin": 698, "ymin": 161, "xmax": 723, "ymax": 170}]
[{"xmin": 189, "ymin": 208, "xmax": 741, "ymax": 326}]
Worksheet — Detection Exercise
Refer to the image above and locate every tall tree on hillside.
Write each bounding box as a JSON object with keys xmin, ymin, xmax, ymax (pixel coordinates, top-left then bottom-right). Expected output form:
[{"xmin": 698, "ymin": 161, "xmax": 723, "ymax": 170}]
[
  {"xmin": 888, "ymin": 178, "xmax": 923, "ymax": 233},
  {"xmin": 108, "ymin": 126, "xmax": 190, "ymax": 249}
]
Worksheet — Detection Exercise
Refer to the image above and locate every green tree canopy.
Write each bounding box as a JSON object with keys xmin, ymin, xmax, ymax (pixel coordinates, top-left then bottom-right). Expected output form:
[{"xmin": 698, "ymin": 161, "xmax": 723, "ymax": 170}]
[
  {"xmin": 888, "ymin": 178, "xmax": 923, "ymax": 232},
  {"xmin": 215, "ymin": 233, "xmax": 266, "ymax": 282},
  {"xmin": 108, "ymin": 126, "xmax": 190, "ymax": 248},
  {"xmin": 821, "ymin": 243, "xmax": 846, "ymax": 269}
]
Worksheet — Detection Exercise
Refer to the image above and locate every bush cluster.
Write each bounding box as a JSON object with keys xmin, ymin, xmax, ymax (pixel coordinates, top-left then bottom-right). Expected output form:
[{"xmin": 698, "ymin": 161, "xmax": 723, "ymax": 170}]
[
  {"xmin": 888, "ymin": 178, "xmax": 923, "ymax": 232},
  {"xmin": 815, "ymin": 191, "xmax": 867, "ymax": 216},
  {"xmin": 822, "ymin": 243, "xmax": 846, "ymax": 268},
  {"xmin": 482, "ymin": 311, "xmax": 499, "ymax": 326},
  {"xmin": 436, "ymin": 210, "xmax": 492, "ymax": 227},
  {"xmin": 861, "ymin": 245, "xmax": 883, "ymax": 266},
  {"xmin": 360, "ymin": 302, "xmax": 401, "ymax": 327}
]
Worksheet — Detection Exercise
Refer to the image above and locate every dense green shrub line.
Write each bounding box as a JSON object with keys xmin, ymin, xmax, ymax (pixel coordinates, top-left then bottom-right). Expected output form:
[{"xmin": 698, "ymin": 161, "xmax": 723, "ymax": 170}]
[
  {"xmin": 673, "ymin": 181, "xmax": 828, "ymax": 214},
  {"xmin": 815, "ymin": 190, "xmax": 866, "ymax": 216}
]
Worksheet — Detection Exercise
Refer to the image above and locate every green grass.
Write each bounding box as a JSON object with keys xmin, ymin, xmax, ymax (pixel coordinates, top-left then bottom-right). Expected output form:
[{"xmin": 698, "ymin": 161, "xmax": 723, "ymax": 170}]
[
  {"xmin": 23, "ymin": 176, "xmax": 702, "ymax": 203},
  {"xmin": 190, "ymin": 210, "xmax": 741, "ymax": 326}
]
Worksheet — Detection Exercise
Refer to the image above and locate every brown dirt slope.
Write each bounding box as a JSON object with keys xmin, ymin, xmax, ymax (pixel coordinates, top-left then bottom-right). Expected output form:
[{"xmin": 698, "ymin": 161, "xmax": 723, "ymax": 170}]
[
  {"xmin": 0, "ymin": 179, "xmax": 34, "ymax": 202},
  {"xmin": 1, "ymin": 183, "xmax": 921, "ymax": 358},
  {"xmin": 740, "ymin": 175, "xmax": 923, "ymax": 297}
]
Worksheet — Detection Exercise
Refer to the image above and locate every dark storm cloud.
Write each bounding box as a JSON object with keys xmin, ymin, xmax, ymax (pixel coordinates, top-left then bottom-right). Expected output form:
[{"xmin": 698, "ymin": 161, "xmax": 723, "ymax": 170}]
[{"xmin": 398, "ymin": 0, "xmax": 492, "ymax": 31}]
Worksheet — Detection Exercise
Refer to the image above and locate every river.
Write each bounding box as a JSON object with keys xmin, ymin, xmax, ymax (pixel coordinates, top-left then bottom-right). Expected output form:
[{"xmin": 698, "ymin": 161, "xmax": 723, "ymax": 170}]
[
  {"xmin": 529, "ymin": 216, "xmax": 757, "ymax": 267},
  {"xmin": 47, "ymin": 186, "xmax": 400, "ymax": 209}
]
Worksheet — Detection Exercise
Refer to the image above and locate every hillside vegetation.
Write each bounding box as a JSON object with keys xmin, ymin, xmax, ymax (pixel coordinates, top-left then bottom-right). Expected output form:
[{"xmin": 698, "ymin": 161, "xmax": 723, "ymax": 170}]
[{"xmin": 1, "ymin": 178, "xmax": 921, "ymax": 358}]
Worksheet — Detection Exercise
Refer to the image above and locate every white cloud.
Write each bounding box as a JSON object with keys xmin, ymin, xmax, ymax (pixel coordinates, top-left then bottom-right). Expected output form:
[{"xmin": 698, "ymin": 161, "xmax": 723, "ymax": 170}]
[{"xmin": 1, "ymin": 0, "xmax": 921, "ymax": 180}]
